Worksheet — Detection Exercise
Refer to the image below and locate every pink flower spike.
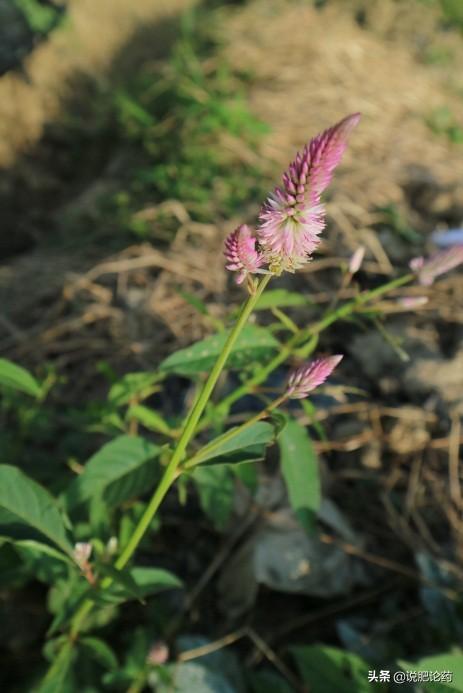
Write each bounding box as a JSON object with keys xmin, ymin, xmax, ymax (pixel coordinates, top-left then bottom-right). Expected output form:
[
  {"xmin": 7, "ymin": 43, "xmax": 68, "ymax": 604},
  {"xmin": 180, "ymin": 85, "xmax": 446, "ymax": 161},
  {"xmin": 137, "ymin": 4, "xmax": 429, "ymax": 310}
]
[
  {"xmin": 257, "ymin": 113, "xmax": 360, "ymax": 273},
  {"xmin": 224, "ymin": 224, "xmax": 265, "ymax": 285},
  {"xmin": 286, "ymin": 355, "xmax": 343, "ymax": 400},
  {"xmin": 410, "ymin": 247, "xmax": 463, "ymax": 286}
]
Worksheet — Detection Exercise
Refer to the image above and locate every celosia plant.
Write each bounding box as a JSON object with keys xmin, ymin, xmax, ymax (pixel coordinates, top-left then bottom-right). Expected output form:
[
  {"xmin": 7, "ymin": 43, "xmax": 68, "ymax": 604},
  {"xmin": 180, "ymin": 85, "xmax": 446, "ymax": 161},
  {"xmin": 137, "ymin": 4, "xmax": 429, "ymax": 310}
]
[{"xmin": 2, "ymin": 114, "xmax": 463, "ymax": 689}]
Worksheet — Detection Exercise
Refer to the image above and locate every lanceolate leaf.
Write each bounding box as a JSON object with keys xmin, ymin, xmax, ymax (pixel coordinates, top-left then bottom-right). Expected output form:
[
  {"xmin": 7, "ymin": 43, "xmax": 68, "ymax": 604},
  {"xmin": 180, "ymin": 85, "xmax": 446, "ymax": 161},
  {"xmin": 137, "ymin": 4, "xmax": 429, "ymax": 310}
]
[
  {"xmin": 279, "ymin": 419, "xmax": 321, "ymax": 532},
  {"xmin": 0, "ymin": 466, "xmax": 73, "ymax": 557},
  {"xmin": 127, "ymin": 404, "xmax": 173, "ymax": 436},
  {"xmin": 159, "ymin": 325, "xmax": 279, "ymax": 376},
  {"xmin": 9, "ymin": 539, "xmax": 75, "ymax": 566},
  {"xmin": 80, "ymin": 637, "xmax": 118, "ymax": 671},
  {"xmin": 64, "ymin": 436, "xmax": 161, "ymax": 511},
  {"xmin": 0, "ymin": 358, "xmax": 41, "ymax": 397},
  {"xmin": 96, "ymin": 565, "xmax": 182, "ymax": 605},
  {"xmin": 190, "ymin": 421, "xmax": 275, "ymax": 466}
]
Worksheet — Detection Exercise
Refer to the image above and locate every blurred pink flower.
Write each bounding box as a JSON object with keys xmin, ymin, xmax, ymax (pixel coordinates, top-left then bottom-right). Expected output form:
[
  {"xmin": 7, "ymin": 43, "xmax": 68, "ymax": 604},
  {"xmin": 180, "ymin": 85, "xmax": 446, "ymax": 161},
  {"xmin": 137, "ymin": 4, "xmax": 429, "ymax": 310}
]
[
  {"xmin": 410, "ymin": 247, "xmax": 463, "ymax": 286},
  {"xmin": 286, "ymin": 355, "xmax": 343, "ymax": 399},
  {"xmin": 257, "ymin": 113, "xmax": 360, "ymax": 272},
  {"xmin": 147, "ymin": 641, "xmax": 169, "ymax": 666},
  {"xmin": 348, "ymin": 245, "xmax": 366, "ymax": 275},
  {"xmin": 224, "ymin": 224, "xmax": 265, "ymax": 284},
  {"xmin": 397, "ymin": 296, "xmax": 429, "ymax": 308}
]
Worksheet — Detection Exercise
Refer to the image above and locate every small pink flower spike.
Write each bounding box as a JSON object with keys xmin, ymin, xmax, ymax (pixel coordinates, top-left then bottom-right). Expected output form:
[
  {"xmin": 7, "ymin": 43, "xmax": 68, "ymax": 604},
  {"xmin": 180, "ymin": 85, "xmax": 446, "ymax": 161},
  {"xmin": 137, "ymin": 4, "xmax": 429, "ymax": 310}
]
[
  {"xmin": 286, "ymin": 355, "xmax": 343, "ymax": 400},
  {"xmin": 257, "ymin": 113, "xmax": 360, "ymax": 273},
  {"xmin": 410, "ymin": 247, "xmax": 463, "ymax": 286},
  {"xmin": 224, "ymin": 224, "xmax": 265, "ymax": 285}
]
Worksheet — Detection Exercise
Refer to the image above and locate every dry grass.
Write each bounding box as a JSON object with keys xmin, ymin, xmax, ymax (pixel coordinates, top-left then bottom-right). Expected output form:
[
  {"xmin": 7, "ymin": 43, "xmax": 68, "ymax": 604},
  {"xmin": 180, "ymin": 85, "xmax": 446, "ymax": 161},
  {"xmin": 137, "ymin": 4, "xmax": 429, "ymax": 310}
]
[{"xmin": 224, "ymin": 0, "xmax": 463, "ymax": 232}]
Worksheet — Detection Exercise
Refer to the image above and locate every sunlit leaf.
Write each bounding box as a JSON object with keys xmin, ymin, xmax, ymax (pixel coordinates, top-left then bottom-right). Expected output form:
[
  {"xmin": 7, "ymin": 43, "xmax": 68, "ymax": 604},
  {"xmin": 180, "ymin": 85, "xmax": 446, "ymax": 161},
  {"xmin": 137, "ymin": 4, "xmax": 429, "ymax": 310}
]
[
  {"xmin": 255, "ymin": 289, "xmax": 308, "ymax": 310},
  {"xmin": 159, "ymin": 325, "xmax": 279, "ymax": 376}
]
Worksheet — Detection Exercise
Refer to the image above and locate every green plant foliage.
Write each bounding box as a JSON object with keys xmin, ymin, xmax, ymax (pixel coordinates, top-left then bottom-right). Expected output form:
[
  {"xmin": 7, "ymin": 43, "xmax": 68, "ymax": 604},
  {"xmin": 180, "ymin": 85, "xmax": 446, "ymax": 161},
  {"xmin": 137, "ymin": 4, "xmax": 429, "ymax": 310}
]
[
  {"xmin": 399, "ymin": 650, "xmax": 463, "ymax": 692},
  {"xmin": 0, "ymin": 358, "xmax": 41, "ymax": 397},
  {"xmin": 126, "ymin": 404, "xmax": 174, "ymax": 437},
  {"xmin": 14, "ymin": 0, "xmax": 63, "ymax": 34},
  {"xmin": 97, "ymin": 565, "xmax": 182, "ymax": 606},
  {"xmin": 279, "ymin": 419, "xmax": 321, "ymax": 532},
  {"xmin": 160, "ymin": 325, "xmax": 279, "ymax": 376},
  {"xmin": 291, "ymin": 645, "xmax": 375, "ymax": 693},
  {"xmin": 64, "ymin": 436, "xmax": 161, "ymax": 510},
  {"xmin": 255, "ymin": 289, "xmax": 309, "ymax": 310},
  {"xmin": 107, "ymin": 372, "xmax": 162, "ymax": 407},
  {"xmin": 108, "ymin": 8, "xmax": 269, "ymax": 238},
  {"xmin": 37, "ymin": 643, "xmax": 76, "ymax": 693},
  {"xmin": 192, "ymin": 465, "xmax": 235, "ymax": 531},
  {"xmin": 79, "ymin": 637, "xmax": 118, "ymax": 672},
  {"xmin": 190, "ymin": 421, "xmax": 275, "ymax": 466},
  {"xmin": 0, "ymin": 465, "xmax": 74, "ymax": 557},
  {"xmin": 426, "ymin": 106, "xmax": 463, "ymax": 144}
]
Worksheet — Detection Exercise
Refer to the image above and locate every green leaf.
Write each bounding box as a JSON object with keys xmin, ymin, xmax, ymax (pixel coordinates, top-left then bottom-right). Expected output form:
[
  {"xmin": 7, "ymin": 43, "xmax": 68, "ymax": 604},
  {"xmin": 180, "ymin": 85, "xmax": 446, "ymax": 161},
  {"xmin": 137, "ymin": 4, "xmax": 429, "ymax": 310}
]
[
  {"xmin": 399, "ymin": 650, "xmax": 463, "ymax": 691},
  {"xmin": 37, "ymin": 643, "xmax": 75, "ymax": 693},
  {"xmin": 159, "ymin": 325, "xmax": 279, "ymax": 376},
  {"xmin": 127, "ymin": 404, "xmax": 173, "ymax": 436},
  {"xmin": 64, "ymin": 436, "xmax": 161, "ymax": 510},
  {"xmin": 255, "ymin": 289, "xmax": 308, "ymax": 310},
  {"xmin": 80, "ymin": 637, "xmax": 118, "ymax": 671},
  {"xmin": 130, "ymin": 566, "xmax": 182, "ymax": 597},
  {"xmin": 191, "ymin": 421, "xmax": 275, "ymax": 466},
  {"xmin": 279, "ymin": 420, "xmax": 321, "ymax": 532},
  {"xmin": 291, "ymin": 645, "xmax": 373, "ymax": 693},
  {"xmin": 192, "ymin": 465, "xmax": 235, "ymax": 531},
  {"xmin": 97, "ymin": 566, "xmax": 182, "ymax": 605},
  {"xmin": 0, "ymin": 466, "xmax": 73, "ymax": 556},
  {"xmin": 8, "ymin": 539, "xmax": 74, "ymax": 566},
  {"xmin": 98, "ymin": 564, "xmax": 146, "ymax": 604},
  {"xmin": 0, "ymin": 358, "xmax": 41, "ymax": 397},
  {"xmin": 108, "ymin": 372, "xmax": 162, "ymax": 407}
]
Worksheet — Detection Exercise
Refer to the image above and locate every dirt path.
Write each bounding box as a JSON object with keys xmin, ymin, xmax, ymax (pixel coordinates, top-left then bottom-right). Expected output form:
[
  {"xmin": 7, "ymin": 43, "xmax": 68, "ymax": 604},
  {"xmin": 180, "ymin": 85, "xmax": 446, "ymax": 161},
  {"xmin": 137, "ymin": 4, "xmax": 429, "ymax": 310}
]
[{"xmin": 0, "ymin": 0, "xmax": 193, "ymax": 167}]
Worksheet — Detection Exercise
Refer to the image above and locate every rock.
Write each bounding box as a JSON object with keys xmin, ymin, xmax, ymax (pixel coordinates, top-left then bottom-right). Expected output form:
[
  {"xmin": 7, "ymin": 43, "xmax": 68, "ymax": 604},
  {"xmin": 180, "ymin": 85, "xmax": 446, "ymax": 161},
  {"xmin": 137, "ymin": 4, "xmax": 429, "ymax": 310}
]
[
  {"xmin": 218, "ymin": 501, "xmax": 368, "ymax": 618},
  {"xmin": 404, "ymin": 347, "xmax": 463, "ymax": 409}
]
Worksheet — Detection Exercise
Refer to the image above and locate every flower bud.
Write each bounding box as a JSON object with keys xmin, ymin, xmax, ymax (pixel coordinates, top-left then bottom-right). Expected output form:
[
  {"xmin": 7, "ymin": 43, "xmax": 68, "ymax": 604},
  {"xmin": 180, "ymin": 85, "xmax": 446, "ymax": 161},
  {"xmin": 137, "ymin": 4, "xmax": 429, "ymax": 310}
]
[{"xmin": 286, "ymin": 355, "xmax": 343, "ymax": 399}]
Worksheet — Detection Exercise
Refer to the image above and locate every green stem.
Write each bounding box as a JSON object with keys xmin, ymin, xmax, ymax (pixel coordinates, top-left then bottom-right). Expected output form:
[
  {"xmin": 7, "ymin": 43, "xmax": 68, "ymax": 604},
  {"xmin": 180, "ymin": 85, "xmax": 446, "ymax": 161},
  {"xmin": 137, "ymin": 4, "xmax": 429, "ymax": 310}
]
[
  {"xmin": 196, "ymin": 273, "xmax": 414, "ymax": 431},
  {"xmin": 67, "ymin": 274, "xmax": 272, "ymax": 641}
]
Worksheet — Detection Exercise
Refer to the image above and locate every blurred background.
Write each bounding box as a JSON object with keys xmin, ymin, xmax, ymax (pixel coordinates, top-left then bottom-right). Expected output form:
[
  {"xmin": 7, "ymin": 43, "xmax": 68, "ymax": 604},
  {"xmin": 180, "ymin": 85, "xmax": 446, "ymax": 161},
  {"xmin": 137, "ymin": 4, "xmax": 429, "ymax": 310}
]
[{"xmin": 1, "ymin": 0, "xmax": 463, "ymax": 690}]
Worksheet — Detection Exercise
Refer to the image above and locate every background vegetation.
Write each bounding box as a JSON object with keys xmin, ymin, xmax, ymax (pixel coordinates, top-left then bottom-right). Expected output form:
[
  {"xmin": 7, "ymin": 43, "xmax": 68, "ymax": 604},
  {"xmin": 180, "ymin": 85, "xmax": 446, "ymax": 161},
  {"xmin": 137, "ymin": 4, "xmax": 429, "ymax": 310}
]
[{"xmin": 1, "ymin": 0, "xmax": 463, "ymax": 690}]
